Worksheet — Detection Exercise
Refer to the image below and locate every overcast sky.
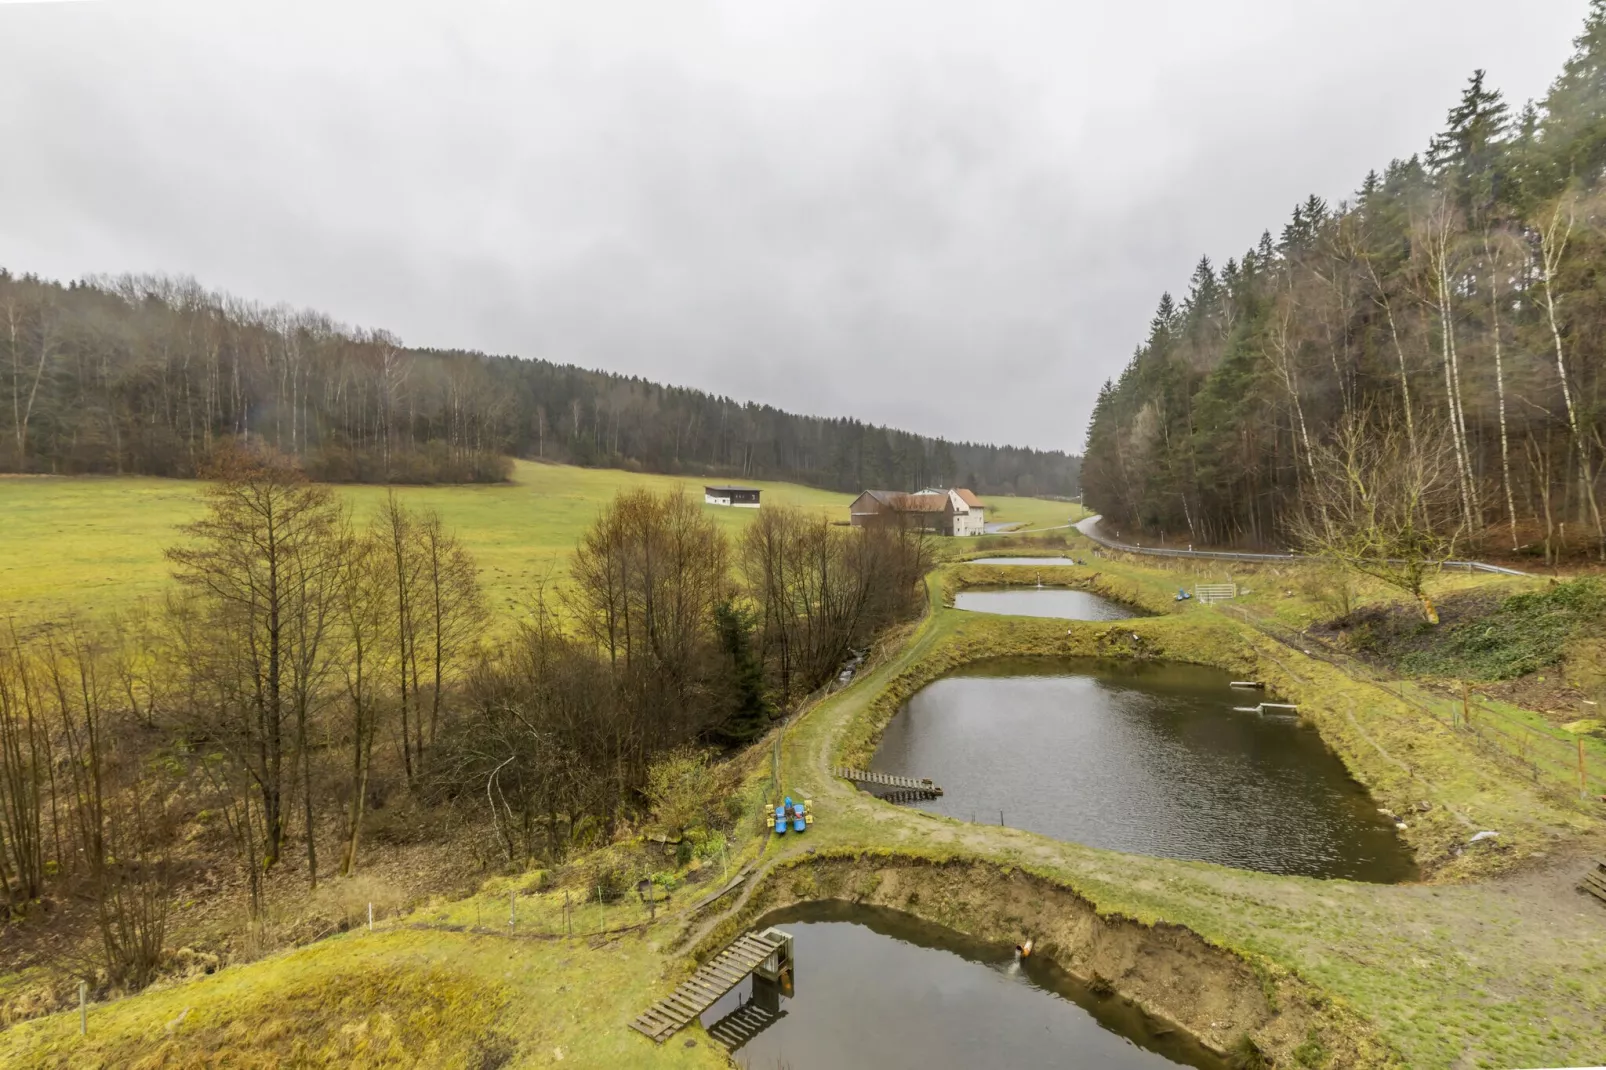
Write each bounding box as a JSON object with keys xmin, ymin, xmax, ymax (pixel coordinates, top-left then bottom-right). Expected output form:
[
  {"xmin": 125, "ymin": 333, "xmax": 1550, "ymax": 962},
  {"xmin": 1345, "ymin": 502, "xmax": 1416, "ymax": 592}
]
[{"xmin": 0, "ymin": 0, "xmax": 1586, "ymax": 453}]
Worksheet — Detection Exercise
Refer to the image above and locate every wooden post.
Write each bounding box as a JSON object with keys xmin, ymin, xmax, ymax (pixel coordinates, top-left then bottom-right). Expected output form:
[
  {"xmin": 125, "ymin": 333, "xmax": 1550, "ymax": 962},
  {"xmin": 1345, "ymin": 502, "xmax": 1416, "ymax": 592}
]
[
  {"xmin": 79, "ymin": 981, "xmax": 87, "ymax": 1036},
  {"xmin": 565, "ymin": 890, "xmax": 572, "ymax": 936},
  {"xmin": 367, "ymin": 902, "xmax": 373, "ymax": 931},
  {"xmin": 509, "ymin": 889, "xmax": 516, "ymax": 930},
  {"xmin": 1581, "ymin": 735, "xmax": 1589, "ymax": 801},
  {"xmin": 1461, "ymin": 681, "xmax": 1471, "ymax": 729},
  {"xmin": 648, "ymin": 880, "xmax": 656, "ymax": 922}
]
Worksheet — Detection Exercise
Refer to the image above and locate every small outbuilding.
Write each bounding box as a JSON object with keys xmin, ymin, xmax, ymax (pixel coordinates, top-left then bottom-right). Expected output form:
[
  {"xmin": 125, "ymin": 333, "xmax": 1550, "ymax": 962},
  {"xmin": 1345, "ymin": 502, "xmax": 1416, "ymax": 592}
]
[{"xmin": 705, "ymin": 485, "xmax": 762, "ymax": 508}]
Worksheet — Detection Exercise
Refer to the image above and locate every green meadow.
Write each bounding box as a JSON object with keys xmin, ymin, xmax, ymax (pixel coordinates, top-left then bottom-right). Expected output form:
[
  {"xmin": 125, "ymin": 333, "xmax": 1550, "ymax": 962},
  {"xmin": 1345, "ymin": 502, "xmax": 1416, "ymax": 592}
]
[{"xmin": 0, "ymin": 462, "xmax": 1078, "ymax": 622}]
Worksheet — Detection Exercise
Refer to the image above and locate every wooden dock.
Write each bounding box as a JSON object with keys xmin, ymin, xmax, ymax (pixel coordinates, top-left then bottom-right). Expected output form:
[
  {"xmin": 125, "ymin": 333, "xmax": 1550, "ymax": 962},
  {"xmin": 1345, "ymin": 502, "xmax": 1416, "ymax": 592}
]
[
  {"xmin": 1231, "ymin": 702, "xmax": 1300, "ymax": 716},
  {"xmin": 1583, "ymin": 859, "xmax": 1606, "ymax": 907},
  {"xmin": 630, "ymin": 929, "xmax": 792, "ymax": 1043},
  {"xmin": 834, "ymin": 767, "xmax": 944, "ymax": 797}
]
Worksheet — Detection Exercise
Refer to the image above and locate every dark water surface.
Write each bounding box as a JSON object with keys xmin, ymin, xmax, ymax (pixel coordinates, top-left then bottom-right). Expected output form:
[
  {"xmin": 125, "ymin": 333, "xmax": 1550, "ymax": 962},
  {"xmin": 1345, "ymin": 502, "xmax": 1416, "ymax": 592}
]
[
  {"xmin": 871, "ymin": 658, "xmax": 1416, "ymax": 882},
  {"xmin": 713, "ymin": 903, "xmax": 1223, "ymax": 1070},
  {"xmin": 955, "ymin": 586, "xmax": 1140, "ymax": 620}
]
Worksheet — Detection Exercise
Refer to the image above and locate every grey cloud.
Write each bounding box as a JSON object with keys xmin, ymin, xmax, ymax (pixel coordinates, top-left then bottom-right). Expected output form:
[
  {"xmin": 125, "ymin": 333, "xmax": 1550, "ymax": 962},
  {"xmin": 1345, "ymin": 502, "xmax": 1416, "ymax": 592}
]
[{"xmin": 0, "ymin": 0, "xmax": 1584, "ymax": 450}]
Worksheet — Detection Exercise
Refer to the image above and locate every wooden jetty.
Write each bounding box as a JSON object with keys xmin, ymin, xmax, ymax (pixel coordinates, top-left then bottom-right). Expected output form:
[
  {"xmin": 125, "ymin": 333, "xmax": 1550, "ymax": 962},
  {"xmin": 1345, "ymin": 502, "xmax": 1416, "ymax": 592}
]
[
  {"xmin": 1231, "ymin": 702, "xmax": 1300, "ymax": 716},
  {"xmin": 630, "ymin": 928, "xmax": 793, "ymax": 1043},
  {"xmin": 834, "ymin": 767, "xmax": 944, "ymax": 798},
  {"xmin": 1583, "ymin": 858, "xmax": 1606, "ymax": 907}
]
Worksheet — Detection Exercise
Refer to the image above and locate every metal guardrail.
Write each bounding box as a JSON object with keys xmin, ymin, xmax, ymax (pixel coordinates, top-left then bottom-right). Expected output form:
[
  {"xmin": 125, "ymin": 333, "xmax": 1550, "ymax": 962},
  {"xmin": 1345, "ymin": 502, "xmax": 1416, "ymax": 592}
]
[{"xmin": 1073, "ymin": 517, "xmax": 1532, "ymax": 577}]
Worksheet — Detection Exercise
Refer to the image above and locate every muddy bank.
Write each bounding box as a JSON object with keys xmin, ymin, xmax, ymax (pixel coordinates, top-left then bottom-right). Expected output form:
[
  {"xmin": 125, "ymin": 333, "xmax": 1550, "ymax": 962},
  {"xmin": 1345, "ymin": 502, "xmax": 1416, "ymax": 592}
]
[
  {"xmin": 946, "ymin": 563, "xmax": 1175, "ymax": 616},
  {"xmin": 692, "ymin": 852, "xmax": 1395, "ymax": 1068}
]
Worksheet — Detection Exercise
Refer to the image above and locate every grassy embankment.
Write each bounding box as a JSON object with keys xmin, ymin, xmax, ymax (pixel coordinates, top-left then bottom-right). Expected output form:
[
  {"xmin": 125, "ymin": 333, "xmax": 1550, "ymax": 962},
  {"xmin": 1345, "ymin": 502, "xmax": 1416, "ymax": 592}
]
[
  {"xmin": 0, "ymin": 462, "xmax": 1076, "ymax": 624},
  {"xmin": 5, "ymin": 524, "xmax": 1604, "ymax": 1068}
]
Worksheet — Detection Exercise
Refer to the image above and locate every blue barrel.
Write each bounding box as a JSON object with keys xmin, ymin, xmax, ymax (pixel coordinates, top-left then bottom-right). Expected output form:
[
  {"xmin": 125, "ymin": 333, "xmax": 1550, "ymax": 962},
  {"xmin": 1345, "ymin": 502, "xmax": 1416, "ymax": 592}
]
[
  {"xmin": 774, "ymin": 805, "xmax": 787, "ymax": 834},
  {"xmin": 792, "ymin": 816, "xmax": 806, "ymax": 833}
]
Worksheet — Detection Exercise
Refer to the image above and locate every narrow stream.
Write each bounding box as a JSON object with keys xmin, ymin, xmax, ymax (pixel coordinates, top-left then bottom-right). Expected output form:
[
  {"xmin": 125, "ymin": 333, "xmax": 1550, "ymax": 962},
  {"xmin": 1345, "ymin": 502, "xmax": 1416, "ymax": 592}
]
[
  {"xmin": 955, "ymin": 586, "xmax": 1140, "ymax": 620},
  {"xmin": 871, "ymin": 658, "xmax": 1417, "ymax": 882},
  {"xmin": 709, "ymin": 903, "xmax": 1224, "ymax": 1069}
]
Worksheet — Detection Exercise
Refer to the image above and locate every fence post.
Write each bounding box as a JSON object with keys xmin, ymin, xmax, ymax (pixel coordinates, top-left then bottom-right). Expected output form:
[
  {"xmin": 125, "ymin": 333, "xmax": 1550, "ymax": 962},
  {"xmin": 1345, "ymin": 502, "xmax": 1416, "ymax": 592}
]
[
  {"xmin": 509, "ymin": 889, "xmax": 516, "ymax": 930},
  {"xmin": 1581, "ymin": 735, "xmax": 1589, "ymax": 801},
  {"xmin": 79, "ymin": 981, "xmax": 87, "ymax": 1036},
  {"xmin": 368, "ymin": 902, "xmax": 373, "ymax": 932},
  {"xmin": 565, "ymin": 890, "xmax": 572, "ymax": 936},
  {"xmin": 1461, "ymin": 681, "xmax": 1471, "ymax": 729}
]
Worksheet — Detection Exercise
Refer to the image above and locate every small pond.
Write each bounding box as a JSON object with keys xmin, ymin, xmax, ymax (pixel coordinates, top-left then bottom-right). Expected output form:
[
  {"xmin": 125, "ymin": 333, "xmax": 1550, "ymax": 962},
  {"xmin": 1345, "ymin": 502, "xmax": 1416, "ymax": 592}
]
[
  {"xmin": 955, "ymin": 586, "xmax": 1140, "ymax": 620},
  {"xmin": 968, "ymin": 556, "xmax": 1080, "ymax": 566},
  {"xmin": 871, "ymin": 658, "xmax": 1416, "ymax": 882},
  {"xmin": 711, "ymin": 903, "xmax": 1223, "ymax": 1069}
]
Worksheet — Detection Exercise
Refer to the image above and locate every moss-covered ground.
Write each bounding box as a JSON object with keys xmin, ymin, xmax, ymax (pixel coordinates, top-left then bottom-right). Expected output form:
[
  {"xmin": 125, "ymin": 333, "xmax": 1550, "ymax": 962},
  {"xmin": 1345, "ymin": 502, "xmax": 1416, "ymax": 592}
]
[{"xmin": 4, "ymin": 530, "xmax": 1603, "ymax": 1068}]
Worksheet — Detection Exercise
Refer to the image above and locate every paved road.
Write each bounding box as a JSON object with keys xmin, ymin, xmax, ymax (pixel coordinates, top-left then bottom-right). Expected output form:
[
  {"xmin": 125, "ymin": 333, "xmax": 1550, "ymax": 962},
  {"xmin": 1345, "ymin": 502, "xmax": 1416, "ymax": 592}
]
[{"xmin": 1074, "ymin": 515, "xmax": 1530, "ymax": 577}]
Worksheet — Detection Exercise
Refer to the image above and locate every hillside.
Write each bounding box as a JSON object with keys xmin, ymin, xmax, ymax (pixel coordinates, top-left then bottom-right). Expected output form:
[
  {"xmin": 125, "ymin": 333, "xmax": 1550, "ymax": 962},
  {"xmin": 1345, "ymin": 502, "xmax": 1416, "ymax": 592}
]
[
  {"xmin": 2, "ymin": 536, "xmax": 1602, "ymax": 1069},
  {"xmin": 1082, "ymin": 4, "xmax": 1606, "ymax": 559},
  {"xmin": 0, "ymin": 460, "xmax": 1076, "ymax": 622},
  {"xmin": 0, "ymin": 272, "xmax": 1079, "ymax": 498}
]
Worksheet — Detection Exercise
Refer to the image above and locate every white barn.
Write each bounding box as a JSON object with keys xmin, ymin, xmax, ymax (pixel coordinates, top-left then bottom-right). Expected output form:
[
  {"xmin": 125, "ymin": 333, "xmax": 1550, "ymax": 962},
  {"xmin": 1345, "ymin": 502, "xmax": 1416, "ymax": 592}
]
[{"xmin": 704, "ymin": 485, "xmax": 762, "ymax": 508}]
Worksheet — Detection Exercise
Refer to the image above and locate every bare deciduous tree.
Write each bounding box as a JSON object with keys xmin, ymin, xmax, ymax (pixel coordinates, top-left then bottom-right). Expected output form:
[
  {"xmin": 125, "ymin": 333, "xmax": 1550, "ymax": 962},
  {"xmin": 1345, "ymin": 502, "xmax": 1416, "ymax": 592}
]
[
  {"xmin": 1291, "ymin": 409, "xmax": 1465, "ymax": 622},
  {"xmin": 165, "ymin": 443, "xmax": 346, "ymax": 871}
]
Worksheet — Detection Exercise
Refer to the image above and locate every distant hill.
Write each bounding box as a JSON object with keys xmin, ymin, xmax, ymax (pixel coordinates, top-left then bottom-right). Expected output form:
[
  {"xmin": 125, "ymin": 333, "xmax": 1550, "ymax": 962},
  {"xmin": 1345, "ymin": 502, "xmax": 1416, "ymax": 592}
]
[{"xmin": 0, "ymin": 271, "xmax": 1079, "ymax": 497}]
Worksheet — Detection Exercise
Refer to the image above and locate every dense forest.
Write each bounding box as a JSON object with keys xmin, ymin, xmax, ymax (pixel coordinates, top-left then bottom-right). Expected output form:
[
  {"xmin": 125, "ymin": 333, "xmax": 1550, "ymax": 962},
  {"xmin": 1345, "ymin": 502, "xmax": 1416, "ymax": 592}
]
[
  {"xmin": 0, "ymin": 272, "xmax": 1079, "ymax": 496},
  {"xmin": 1082, "ymin": 4, "xmax": 1606, "ymax": 559}
]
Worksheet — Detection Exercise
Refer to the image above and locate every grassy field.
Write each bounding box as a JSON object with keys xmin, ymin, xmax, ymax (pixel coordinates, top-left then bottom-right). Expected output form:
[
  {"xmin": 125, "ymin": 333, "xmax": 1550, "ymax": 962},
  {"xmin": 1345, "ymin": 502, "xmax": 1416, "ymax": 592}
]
[
  {"xmin": 2, "ymin": 537, "xmax": 1604, "ymax": 1067},
  {"xmin": 0, "ymin": 463, "xmax": 1077, "ymax": 623}
]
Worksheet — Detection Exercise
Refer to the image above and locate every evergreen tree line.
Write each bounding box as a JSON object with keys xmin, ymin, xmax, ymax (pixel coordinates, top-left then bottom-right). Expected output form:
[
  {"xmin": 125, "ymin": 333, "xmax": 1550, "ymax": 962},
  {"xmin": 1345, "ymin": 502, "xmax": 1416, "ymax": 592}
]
[
  {"xmin": 0, "ymin": 271, "xmax": 1079, "ymax": 496},
  {"xmin": 0, "ymin": 448, "xmax": 928, "ymax": 995},
  {"xmin": 1082, "ymin": 4, "xmax": 1606, "ymax": 560}
]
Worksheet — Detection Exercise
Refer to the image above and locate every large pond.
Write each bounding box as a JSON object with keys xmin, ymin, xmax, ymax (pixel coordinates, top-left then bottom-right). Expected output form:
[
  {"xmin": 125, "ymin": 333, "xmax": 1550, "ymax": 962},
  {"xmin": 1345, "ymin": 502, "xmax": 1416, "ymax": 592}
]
[
  {"xmin": 955, "ymin": 586, "xmax": 1139, "ymax": 620},
  {"xmin": 968, "ymin": 556, "xmax": 1079, "ymax": 566},
  {"xmin": 871, "ymin": 658, "xmax": 1416, "ymax": 882},
  {"xmin": 711, "ymin": 903, "xmax": 1223, "ymax": 1069}
]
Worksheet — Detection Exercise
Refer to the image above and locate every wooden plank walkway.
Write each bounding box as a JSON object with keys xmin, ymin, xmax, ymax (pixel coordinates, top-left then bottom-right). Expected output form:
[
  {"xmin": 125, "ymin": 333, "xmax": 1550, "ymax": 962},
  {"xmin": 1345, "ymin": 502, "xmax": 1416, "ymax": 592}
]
[
  {"xmin": 630, "ymin": 929, "xmax": 790, "ymax": 1043},
  {"xmin": 834, "ymin": 767, "xmax": 944, "ymax": 796},
  {"xmin": 1583, "ymin": 858, "xmax": 1606, "ymax": 907}
]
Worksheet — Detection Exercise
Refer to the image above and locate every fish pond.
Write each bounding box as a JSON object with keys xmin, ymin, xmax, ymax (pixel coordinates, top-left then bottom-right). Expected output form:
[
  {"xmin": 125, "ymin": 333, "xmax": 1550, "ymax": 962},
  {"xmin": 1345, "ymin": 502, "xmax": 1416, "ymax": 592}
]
[
  {"xmin": 967, "ymin": 556, "xmax": 1081, "ymax": 566},
  {"xmin": 712, "ymin": 903, "xmax": 1223, "ymax": 1069},
  {"xmin": 870, "ymin": 658, "xmax": 1416, "ymax": 882},
  {"xmin": 954, "ymin": 585, "xmax": 1141, "ymax": 620}
]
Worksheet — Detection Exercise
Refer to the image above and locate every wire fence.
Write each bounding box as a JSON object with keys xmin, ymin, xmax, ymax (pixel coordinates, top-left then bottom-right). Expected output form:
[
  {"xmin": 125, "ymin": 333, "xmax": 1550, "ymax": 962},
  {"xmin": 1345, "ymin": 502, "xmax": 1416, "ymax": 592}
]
[{"xmin": 1246, "ymin": 612, "xmax": 1606, "ymax": 807}]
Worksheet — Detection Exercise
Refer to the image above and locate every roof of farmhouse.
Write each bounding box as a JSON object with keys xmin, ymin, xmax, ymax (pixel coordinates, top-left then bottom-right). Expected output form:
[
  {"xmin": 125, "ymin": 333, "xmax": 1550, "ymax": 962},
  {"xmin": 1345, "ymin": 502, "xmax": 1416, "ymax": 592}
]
[
  {"xmin": 705, "ymin": 485, "xmax": 760, "ymax": 493},
  {"xmin": 857, "ymin": 490, "xmax": 951, "ymax": 513}
]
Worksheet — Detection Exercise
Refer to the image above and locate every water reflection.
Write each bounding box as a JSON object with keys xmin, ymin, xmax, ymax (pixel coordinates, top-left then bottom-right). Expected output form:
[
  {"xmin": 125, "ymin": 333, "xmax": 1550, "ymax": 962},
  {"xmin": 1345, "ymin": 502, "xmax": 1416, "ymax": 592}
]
[
  {"xmin": 955, "ymin": 586, "xmax": 1140, "ymax": 620},
  {"xmin": 872, "ymin": 658, "xmax": 1416, "ymax": 882},
  {"xmin": 713, "ymin": 902, "xmax": 1223, "ymax": 1069}
]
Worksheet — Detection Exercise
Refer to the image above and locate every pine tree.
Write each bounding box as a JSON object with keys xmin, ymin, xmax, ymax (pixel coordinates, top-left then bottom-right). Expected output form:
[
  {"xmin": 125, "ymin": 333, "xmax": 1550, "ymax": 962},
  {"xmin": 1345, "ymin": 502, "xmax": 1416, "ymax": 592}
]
[
  {"xmin": 711, "ymin": 601, "xmax": 772, "ymax": 747},
  {"xmin": 1542, "ymin": 0, "xmax": 1606, "ymax": 184},
  {"xmin": 1428, "ymin": 69, "xmax": 1510, "ymax": 215}
]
